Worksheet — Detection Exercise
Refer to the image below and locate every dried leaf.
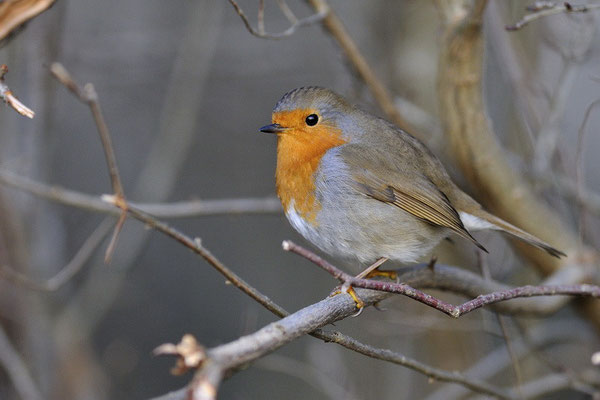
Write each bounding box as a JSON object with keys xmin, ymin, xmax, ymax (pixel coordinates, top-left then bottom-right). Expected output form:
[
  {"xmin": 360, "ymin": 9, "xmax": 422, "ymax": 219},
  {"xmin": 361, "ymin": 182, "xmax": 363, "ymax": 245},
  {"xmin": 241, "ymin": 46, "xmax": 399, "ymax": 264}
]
[
  {"xmin": 154, "ymin": 334, "xmax": 205, "ymax": 375},
  {"xmin": 0, "ymin": 0, "xmax": 56, "ymax": 41}
]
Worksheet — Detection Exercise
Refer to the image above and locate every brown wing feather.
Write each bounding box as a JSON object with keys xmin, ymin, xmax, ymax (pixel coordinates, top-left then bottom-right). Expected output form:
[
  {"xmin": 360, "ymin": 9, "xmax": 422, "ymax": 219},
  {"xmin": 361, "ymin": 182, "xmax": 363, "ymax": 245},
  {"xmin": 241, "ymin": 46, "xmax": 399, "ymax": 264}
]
[
  {"xmin": 340, "ymin": 144, "xmax": 487, "ymax": 251},
  {"xmin": 355, "ymin": 178, "xmax": 487, "ymax": 252},
  {"xmin": 391, "ymin": 186, "xmax": 486, "ymax": 252}
]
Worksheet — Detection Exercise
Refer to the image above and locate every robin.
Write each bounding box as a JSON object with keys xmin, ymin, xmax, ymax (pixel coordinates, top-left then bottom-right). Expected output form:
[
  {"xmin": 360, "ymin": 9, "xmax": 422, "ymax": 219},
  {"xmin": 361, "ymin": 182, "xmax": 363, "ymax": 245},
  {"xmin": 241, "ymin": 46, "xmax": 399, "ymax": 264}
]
[{"xmin": 260, "ymin": 87, "xmax": 564, "ymax": 307}]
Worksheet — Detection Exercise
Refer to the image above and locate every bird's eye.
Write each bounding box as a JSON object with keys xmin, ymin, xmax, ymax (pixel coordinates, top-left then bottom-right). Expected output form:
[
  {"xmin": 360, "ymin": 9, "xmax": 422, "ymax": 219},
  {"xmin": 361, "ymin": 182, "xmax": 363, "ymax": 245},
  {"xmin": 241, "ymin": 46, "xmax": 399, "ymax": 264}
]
[{"xmin": 305, "ymin": 114, "xmax": 319, "ymax": 126}]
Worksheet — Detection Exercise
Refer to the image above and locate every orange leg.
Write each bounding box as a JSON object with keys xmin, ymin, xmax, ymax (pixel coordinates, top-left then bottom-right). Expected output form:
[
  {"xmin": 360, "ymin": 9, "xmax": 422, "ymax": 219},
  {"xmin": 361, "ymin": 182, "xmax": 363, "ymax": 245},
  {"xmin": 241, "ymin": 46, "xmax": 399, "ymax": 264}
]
[
  {"xmin": 357, "ymin": 257, "xmax": 397, "ymax": 280},
  {"xmin": 331, "ymin": 257, "xmax": 396, "ymax": 310}
]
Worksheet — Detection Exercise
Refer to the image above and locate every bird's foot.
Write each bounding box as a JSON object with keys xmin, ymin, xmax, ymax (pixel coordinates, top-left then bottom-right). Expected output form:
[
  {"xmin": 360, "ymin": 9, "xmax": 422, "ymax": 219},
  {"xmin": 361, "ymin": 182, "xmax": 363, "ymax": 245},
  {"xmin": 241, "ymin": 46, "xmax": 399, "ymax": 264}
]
[
  {"xmin": 364, "ymin": 268, "xmax": 398, "ymax": 281},
  {"xmin": 329, "ymin": 284, "xmax": 365, "ymax": 311}
]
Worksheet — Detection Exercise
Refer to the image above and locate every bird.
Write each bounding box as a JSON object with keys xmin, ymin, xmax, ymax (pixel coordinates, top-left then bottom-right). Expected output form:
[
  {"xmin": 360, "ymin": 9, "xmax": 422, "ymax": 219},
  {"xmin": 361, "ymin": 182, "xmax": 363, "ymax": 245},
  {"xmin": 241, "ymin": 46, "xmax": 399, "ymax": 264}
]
[{"xmin": 260, "ymin": 87, "xmax": 565, "ymax": 303}]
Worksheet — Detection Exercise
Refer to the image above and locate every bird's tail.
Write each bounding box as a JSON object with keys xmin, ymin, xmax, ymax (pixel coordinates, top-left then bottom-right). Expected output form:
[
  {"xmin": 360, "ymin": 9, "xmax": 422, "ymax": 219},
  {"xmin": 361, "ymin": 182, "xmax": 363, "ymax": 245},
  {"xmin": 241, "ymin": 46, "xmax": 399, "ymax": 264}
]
[{"xmin": 463, "ymin": 209, "xmax": 566, "ymax": 258}]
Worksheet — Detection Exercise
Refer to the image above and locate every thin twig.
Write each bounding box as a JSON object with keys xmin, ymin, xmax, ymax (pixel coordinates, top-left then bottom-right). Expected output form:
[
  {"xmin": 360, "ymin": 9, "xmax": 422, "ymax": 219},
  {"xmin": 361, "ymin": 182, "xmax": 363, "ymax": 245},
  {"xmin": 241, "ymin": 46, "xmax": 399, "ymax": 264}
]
[
  {"xmin": 283, "ymin": 241, "xmax": 600, "ymax": 318},
  {"xmin": 49, "ymin": 62, "xmax": 128, "ymax": 262},
  {"xmin": 184, "ymin": 289, "xmax": 513, "ymax": 400},
  {"xmin": 276, "ymin": 0, "xmax": 299, "ymax": 24},
  {"xmin": 326, "ymin": 331, "xmax": 512, "ymax": 400},
  {"xmin": 228, "ymin": 0, "xmax": 327, "ymax": 39},
  {"xmin": 229, "ymin": 0, "xmax": 413, "ymax": 132},
  {"xmin": 257, "ymin": 0, "xmax": 265, "ymax": 35},
  {"xmin": 531, "ymin": 169, "xmax": 600, "ymax": 218},
  {"xmin": 305, "ymin": 0, "xmax": 412, "ymax": 133},
  {"xmin": 82, "ymin": 83, "xmax": 125, "ymax": 199},
  {"xmin": 506, "ymin": 2, "xmax": 600, "ymax": 30},
  {"xmin": 575, "ymin": 99, "xmax": 600, "ymax": 243},
  {"xmin": 478, "ymin": 253, "xmax": 524, "ymax": 398},
  {"xmin": 0, "ymin": 325, "xmax": 43, "ymax": 400},
  {"xmin": 0, "ymin": 218, "xmax": 113, "ymax": 291},
  {"xmin": 101, "ymin": 194, "xmax": 287, "ymax": 318},
  {"xmin": 0, "ymin": 0, "xmax": 56, "ymax": 41},
  {"xmin": 533, "ymin": 61, "xmax": 579, "ymax": 173},
  {"xmin": 424, "ymin": 321, "xmax": 595, "ymax": 400},
  {"xmin": 0, "ymin": 168, "xmax": 282, "ymax": 217},
  {"xmin": 0, "ymin": 64, "xmax": 35, "ymax": 118}
]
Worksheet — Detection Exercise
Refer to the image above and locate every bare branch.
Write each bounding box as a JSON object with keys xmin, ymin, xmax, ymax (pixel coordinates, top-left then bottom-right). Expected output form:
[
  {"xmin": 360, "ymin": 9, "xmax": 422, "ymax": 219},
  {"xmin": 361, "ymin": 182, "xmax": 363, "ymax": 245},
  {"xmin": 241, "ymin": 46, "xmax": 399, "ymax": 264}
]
[
  {"xmin": 101, "ymin": 194, "xmax": 288, "ymax": 318},
  {"xmin": 0, "ymin": 0, "xmax": 55, "ymax": 41},
  {"xmin": 229, "ymin": 0, "xmax": 414, "ymax": 133},
  {"xmin": 0, "ymin": 218, "xmax": 113, "ymax": 291},
  {"xmin": 0, "ymin": 168, "xmax": 282, "ymax": 217},
  {"xmin": 159, "ymin": 289, "xmax": 514, "ymax": 400},
  {"xmin": 532, "ymin": 170, "xmax": 600, "ymax": 218},
  {"xmin": 478, "ymin": 254, "xmax": 523, "ymax": 396},
  {"xmin": 228, "ymin": 0, "xmax": 327, "ymax": 39},
  {"xmin": 276, "ymin": 0, "xmax": 299, "ymax": 24},
  {"xmin": 575, "ymin": 99, "xmax": 600, "ymax": 242},
  {"xmin": 425, "ymin": 321, "xmax": 596, "ymax": 399},
  {"xmin": 506, "ymin": 2, "xmax": 600, "ymax": 31},
  {"xmin": 50, "ymin": 62, "xmax": 128, "ymax": 262},
  {"xmin": 516, "ymin": 372, "xmax": 598, "ymax": 398},
  {"xmin": 0, "ymin": 325, "xmax": 43, "ymax": 400},
  {"xmin": 284, "ymin": 241, "xmax": 600, "ymax": 318},
  {"xmin": 324, "ymin": 331, "xmax": 512, "ymax": 399},
  {"xmin": 305, "ymin": 0, "xmax": 414, "ymax": 133},
  {"xmin": 434, "ymin": 2, "xmax": 600, "ymax": 338},
  {"xmin": 0, "ymin": 64, "xmax": 34, "ymax": 118}
]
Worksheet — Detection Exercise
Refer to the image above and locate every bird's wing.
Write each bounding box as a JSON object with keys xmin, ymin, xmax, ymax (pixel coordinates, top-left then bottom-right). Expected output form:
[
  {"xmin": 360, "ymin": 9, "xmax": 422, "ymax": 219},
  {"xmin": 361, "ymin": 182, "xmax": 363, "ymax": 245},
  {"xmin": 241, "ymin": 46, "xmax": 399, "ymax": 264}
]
[{"xmin": 339, "ymin": 144, "xmax": 487, "ymax": 252}]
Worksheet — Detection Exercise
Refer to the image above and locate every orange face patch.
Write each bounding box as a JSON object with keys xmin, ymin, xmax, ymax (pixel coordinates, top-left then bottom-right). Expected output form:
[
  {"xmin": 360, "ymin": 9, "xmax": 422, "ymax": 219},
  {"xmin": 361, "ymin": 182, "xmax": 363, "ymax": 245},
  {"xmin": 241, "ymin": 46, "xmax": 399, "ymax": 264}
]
[{"xmin": 273, "ymin": 109, "xmax": 346, "ymax": 224}]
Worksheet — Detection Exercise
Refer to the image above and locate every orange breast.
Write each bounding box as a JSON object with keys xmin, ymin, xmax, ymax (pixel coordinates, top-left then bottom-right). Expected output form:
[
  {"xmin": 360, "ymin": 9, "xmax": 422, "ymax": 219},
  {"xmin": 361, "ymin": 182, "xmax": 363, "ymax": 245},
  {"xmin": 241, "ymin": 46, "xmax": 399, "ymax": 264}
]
[{"xmin": 274, "ymin": 110, "xmax": 346, "ymax": 225}]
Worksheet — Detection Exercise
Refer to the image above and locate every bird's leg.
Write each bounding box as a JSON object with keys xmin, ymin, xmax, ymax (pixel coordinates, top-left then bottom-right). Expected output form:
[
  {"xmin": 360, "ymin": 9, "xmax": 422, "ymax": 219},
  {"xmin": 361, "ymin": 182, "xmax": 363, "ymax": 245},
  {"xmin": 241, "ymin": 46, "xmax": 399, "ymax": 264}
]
[
  {"xmin": 341, "ymin": 283, "xmax": 365, "ymax": 311},
  {"xmin": 357, "ymin": 257, "xmax": 396, "ymax": 280},
  {"xmin": 330, "ymin": 257, "xmax": 394, "ymax": 311}
]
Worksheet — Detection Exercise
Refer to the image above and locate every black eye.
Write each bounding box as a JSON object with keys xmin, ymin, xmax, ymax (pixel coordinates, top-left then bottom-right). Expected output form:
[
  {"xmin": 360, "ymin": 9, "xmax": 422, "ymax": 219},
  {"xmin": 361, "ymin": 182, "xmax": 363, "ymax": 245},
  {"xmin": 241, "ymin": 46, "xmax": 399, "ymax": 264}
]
[{"xmin": 305, "ymin": 114, "xmax": 319, "ymax": 126}]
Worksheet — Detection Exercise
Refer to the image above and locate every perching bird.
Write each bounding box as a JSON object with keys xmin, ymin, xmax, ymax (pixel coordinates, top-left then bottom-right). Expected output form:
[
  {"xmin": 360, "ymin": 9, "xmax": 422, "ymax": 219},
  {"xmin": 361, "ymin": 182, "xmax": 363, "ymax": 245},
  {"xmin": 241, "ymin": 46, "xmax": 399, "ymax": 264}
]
[{"xmin": 260, "ymin": 87, "xmax": 564, "ymax": 279}]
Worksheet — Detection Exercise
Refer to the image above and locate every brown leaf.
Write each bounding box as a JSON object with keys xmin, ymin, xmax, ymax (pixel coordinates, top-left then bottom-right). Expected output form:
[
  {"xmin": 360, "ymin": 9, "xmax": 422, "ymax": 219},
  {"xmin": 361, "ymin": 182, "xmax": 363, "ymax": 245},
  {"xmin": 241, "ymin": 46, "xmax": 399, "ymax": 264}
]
[
  {"xmin": 154, "ymin": 334, "xmax": 206, "ymax": 375},
  {"xmin": 0, "ymin": 0, "xmax": 56, "ymax": 41}
]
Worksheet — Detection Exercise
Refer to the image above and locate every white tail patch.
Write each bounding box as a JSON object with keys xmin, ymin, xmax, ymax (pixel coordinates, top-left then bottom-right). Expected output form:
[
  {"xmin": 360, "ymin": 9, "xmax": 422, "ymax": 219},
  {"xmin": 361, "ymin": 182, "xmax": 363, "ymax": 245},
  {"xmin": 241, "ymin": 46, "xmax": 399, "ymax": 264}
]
[{"xmin": 459, "ymin": 212, "xmax": 497, "ymax": 231}]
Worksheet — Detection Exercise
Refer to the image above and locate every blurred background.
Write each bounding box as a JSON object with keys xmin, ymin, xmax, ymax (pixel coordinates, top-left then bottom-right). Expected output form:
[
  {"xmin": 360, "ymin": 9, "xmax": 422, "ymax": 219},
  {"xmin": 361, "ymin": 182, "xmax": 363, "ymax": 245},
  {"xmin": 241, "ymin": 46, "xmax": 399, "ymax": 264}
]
[{"xmin": 0, "ymin": 1, "xmax": 599, "ymax": 399}]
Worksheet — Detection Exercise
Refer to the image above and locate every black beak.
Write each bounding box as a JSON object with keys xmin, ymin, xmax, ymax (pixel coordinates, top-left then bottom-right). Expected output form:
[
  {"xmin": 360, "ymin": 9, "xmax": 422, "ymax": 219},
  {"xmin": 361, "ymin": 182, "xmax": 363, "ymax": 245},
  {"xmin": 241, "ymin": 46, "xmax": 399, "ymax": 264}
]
[{"xmin": 260, "ymin": 123, "xmax": 286, "ymax": 134}]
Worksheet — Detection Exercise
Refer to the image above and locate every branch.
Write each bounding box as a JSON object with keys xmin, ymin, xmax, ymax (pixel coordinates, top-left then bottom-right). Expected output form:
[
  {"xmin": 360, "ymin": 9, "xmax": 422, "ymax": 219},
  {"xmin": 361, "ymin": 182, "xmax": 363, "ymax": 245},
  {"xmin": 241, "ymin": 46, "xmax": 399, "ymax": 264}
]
[
  {"xmin": 0, "ymin": 64, "xmax": 34, "ymax": 118},
  {"xmin": 283, "ymin": 241, "xmax": 600, "ymax": 318},
  {"xmin": 575, "ymin": 99, "xmax": 600, "ymax": 241},
  {"xmin": 506, "ymin": 2, "xmax": 600, "ymax": 31},
  {"xmin": 158, "ymin": 247, "xmax": 600, "ymax": 400},
  {"xmin": 0, "ymin": 168, "xmax": 281, "ymax": 217},
  {"xmin": 0, "ymin": 325, "xmax": 43, "ymax": 400},
  {"xmin": 163, "ymin": 290, "xmax": 513, "ymax": 400},
  {"xmin": 0, "ymin": 218, "xmax": 113, "ymax": 291},
  {"xmin": 101, "ymin": 194, "xmax": 287, "ymax": 318},
  {"xmin": 304, "ymin": 0, "xmax": 414, "ymax": 133},
  {"xmin": 425, "ymin": 320, "xmax": 597, "ymax": 399},
  {"xmin": 0, "ymin": 0, "xmax": 55, "ymax": 41},
  {"xmin": 230, "ymin": 0, "xmax": 415, "ymax": 133},
  {"xmin": 531, "ymin": 169, "xmax": 600, "ymax": 218},
  {"xmin": 49, "ymin": 62, "xmax": 127, "ymax": 262},
  {"xmin": 434, "ymin": 1, "xmax": 600, "ymax": 331},
  {"xmin": 323, "ymin": 331, "xmax": 512, "ymax": 400},
  {"xmin": 227, "ymin": 0, "xmax": 327, "ymax": 39}
]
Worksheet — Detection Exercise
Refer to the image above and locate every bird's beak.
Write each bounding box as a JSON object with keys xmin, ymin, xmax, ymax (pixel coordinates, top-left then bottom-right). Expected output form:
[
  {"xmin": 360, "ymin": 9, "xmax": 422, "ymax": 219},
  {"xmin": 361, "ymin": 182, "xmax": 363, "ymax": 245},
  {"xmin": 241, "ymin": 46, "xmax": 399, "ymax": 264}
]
[{"xmin": 259, "ymin": 123, "xmax": 286, "ymax": 134}]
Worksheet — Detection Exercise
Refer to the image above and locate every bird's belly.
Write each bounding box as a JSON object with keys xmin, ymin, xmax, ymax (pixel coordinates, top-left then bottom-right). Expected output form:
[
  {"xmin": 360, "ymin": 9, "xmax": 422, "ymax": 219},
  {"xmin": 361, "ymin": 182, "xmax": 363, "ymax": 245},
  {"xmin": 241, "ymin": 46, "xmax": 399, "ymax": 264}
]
[{"xmin": 285, "ymin": 198, "xmax": 447, "ymax": 268}]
